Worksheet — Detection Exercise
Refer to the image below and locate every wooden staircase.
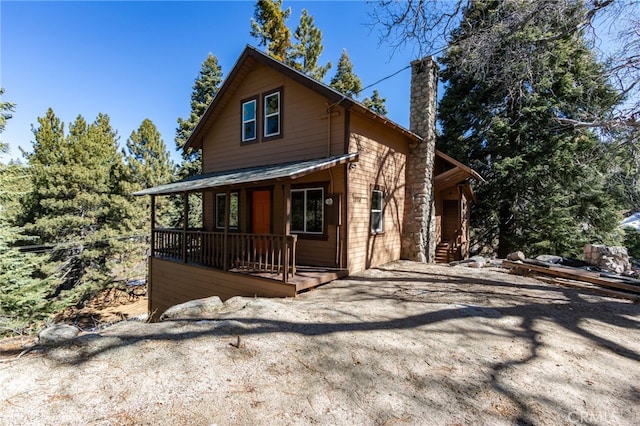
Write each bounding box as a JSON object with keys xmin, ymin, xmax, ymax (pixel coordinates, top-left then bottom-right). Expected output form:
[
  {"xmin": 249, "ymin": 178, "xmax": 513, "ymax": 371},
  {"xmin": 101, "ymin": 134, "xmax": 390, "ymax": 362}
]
[{"xmin": 435, "ymin": 242, "xmax": 451, "ymax": 263}]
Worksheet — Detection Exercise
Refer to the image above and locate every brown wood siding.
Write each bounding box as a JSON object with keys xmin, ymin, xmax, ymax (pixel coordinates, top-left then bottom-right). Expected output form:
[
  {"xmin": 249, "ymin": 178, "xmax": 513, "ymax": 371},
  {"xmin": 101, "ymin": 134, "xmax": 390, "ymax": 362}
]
[
  {"xmin": 272, "ymin": 168, "xmax": 346, "ymax": 267},
  {"xmin": 346, "ymin": 114, "xmax": 409, "ymax": 273},
  {"xmin": 202, "ymin": 63, "xmax": 345, "ymax": 174},
  {"xmin": 149, "ymin": 257, "xmax": 296, "ymax": 319}
]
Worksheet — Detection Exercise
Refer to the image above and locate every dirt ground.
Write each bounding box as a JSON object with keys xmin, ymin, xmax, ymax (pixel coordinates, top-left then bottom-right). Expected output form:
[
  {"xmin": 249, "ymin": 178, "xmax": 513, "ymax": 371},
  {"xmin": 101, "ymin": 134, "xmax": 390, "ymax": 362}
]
[{"xmin": 1, "ymin": 261, "xmax": 639, "ymax": 425}]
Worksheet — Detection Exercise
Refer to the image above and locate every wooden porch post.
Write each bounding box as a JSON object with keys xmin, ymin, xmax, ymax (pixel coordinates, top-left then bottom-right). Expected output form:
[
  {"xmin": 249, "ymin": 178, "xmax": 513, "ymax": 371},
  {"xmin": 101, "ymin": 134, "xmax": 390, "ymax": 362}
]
[
  {"xmin": 223, "ymin": 188, "xmax": 230, "ymax": 271},
  {"xmin": 182, "ymin": 193, "xmax": 188, "ymax": 263},
  {"xmin": 282, "ymin": 183, "xmax": 291, "ymax": 282},
  {"xmin": 150, "ymin": 195, "xmax": 156, "ymax": 257}
]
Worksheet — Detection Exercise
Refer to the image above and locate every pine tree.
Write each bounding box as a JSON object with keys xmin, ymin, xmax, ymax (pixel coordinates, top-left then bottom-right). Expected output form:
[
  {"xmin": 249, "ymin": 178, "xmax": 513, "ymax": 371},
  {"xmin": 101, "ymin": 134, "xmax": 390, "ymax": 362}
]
[
  {"xmin": 0, "ymin": 162, "xmax": 53, "ymax": 335},
  {"xmin": 438, "ymin": 1, "xmax": 622, "ymax": 258},
  {"xmin": 330, "ymin": 50, "xmax": 363, "ymax": 98},
  {"xmin": 290, "ymin": 9, "xmax": 331, "ymax": 80},
  {"xmin": 250, "ymin": 0, "xmax": 292, "ymax": 62},
  {"xmin": 362, "ymin": 89, "xmax": 388, "ymax": 116},
  {"xmin": 0, "ymin": 98, "xmax": 53, "ymax": 336},
  {"xmin": 24, "ymin": 110, "xmax": 134, "ymax": 303},
  {"xmin": 126, "ymin": 118, "xmax": 175, "ymax": 228},
  {"xmin": 0, "ymin": 88, "xmax": 15, "ymax": 153},
  {"xmin": 175, "ymin": 53, "xmax": 223, "ymax": 177},
  {"xmin": 175, "ymin": 54, "xmax": 223, "ymax": 228}
]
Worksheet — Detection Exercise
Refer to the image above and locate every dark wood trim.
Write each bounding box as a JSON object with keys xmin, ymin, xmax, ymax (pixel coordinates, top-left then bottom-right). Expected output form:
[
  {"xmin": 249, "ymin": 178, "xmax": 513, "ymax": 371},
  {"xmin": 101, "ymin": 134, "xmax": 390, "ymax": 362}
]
[
  {"xmin": 290, "ymin": 181, "xmax": 329, "ymax": 241},
  {"xmin": 343, "ymin": 108, "xmax": 351, "ymax": 153},
  {"xmin": 262, "ymin": 86, "xmax": 284, "ymax": 142},
  {"xmin": 240, "ymin": 95, "xmax": 259, "ymax": 145},
  {"xmin": 343, "ymin": 163, "xmax": 349, "ymax": 270},
  {"xmin": 182, "ymin": 193, "xmax": 188, "ymax": 262}
]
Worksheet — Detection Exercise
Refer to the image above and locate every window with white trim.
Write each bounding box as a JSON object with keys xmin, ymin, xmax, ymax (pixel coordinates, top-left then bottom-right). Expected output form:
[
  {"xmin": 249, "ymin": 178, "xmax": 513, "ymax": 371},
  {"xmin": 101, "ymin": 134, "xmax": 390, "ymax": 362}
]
[
  {"xmin": 216, "ymin": 192, "xmax": 239, "ymax": 229},
  {"xmin": 264, "ymin": 91, "xmax": 280, "ymax": 138},
  {"xmin": 371, "ymin": 189, "xmax": 384, "ymax": 233},
  {"xmin": 242, "ymin": 99, "xmax": 257, "ymax": 142},
  {"xmin": 291, "ymin": 188, "xmax": 324, "ymax": 234}
]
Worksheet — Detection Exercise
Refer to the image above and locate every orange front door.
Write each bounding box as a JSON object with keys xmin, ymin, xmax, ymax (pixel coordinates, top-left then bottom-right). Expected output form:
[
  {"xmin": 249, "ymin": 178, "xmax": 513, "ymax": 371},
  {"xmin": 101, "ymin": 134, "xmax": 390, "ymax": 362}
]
[{"xmin": 252, "ymin": 190, "xmax": 271, "ymax": 234}]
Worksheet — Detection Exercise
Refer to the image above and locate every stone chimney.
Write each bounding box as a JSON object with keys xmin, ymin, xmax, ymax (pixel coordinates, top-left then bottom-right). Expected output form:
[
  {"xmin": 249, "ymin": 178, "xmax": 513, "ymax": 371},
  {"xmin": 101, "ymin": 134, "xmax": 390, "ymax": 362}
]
[{"xmin": 401, "ymin": 56, "xmax": 438, "ymax": 262}]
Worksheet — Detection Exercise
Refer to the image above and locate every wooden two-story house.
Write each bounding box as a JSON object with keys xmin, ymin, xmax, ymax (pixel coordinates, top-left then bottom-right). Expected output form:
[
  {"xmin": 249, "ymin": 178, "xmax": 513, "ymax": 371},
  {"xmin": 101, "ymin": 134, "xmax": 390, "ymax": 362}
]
[{"xmin": 135, "ymin": 46, "xmax": 482, "ymax": 318}]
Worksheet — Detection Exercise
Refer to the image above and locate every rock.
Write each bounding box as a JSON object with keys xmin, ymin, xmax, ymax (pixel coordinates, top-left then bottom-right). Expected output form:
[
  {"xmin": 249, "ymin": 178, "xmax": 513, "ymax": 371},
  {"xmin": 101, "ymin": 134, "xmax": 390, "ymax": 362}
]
[
  {"xmin": 583, "ymin": 244, "xmax": 631, "ymax": 274},
  {"xmin": 535, "ymin": 255, "xmax": 563, "ymax": 264},
  {"xmin": 38, "ymin": 324, "xmax": 80, "ymax": 346},
  {"xmin": 507, "ymin": 251, "xmax": 525, "ymax": 261},
  {"xmin": 160, "ymin": 296, "xmax": 224, "ymax": 321},
  {"xmin": 456, "ymin": 256, "xmax": 487, "ymax": 268}
]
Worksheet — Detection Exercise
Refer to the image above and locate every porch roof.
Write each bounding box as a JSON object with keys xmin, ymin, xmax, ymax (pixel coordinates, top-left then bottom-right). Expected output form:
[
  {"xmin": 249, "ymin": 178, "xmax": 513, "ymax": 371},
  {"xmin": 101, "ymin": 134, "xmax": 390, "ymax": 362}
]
[{"xmin": 133, "ymin": 152, "xmax": 359, "ymax": 196}]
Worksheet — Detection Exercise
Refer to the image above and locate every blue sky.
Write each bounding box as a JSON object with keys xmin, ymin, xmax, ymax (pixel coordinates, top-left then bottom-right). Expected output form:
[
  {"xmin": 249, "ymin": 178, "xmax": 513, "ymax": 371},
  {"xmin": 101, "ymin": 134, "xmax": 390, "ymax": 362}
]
[{"xmin": 1, "ymin": 0, "xmax": 421, "ymax": 164}]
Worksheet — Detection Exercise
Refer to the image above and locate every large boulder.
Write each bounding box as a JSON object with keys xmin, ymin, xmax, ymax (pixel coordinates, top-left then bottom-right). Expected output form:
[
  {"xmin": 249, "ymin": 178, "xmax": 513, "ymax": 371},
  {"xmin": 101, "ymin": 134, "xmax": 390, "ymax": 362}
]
[
  {"xmin": 160, "ymin": 296, "xmax": 224, "ymax": 321},
  {"xmin": 583, "ymin": 244, "xmax": 631, "ymax": 274},
  {"xmin": 507, "ymin": 251, "xmax": 525, "ymax": 261},
  {"xmin": 38, "ymin": 324, "xmax": 80, "ymax": 346}
]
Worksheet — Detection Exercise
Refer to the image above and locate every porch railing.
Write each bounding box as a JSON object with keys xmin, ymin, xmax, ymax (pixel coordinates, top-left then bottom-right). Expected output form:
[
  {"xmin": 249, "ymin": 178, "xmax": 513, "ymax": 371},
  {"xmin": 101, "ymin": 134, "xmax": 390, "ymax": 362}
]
[{"xmin": 152, "ymin": 229, "xmax": 297, "ymax": 283}]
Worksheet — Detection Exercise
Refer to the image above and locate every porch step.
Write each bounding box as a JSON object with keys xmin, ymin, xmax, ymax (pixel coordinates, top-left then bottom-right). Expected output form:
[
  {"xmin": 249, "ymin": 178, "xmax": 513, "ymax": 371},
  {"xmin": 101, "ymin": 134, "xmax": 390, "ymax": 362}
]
[{"xmin": 435, "ymin": 243, "xmax": 450, "ymax": 263}]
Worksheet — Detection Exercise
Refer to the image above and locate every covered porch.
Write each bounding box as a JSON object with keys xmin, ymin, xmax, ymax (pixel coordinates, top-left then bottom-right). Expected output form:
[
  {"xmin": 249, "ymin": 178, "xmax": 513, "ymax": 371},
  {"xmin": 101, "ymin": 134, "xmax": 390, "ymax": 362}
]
[
  {"xmin": 135, "ymin": 154, "xmax": 357, "ymax": 318},
  {"xmin": 433, "ymin": 151, "xmax": 485, "ymax": 263}
]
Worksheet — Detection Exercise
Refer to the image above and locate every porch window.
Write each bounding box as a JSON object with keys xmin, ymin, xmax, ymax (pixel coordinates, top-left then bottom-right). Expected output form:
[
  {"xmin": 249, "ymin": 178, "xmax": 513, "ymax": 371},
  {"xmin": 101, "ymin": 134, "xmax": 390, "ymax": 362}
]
[
  {"xmin": 242, "ymin": 98, "xmax": 257, "ymax": 142},
  {"xmin": 371, "ymin": 189, "xmax": 384, "ymax": 233},
  {"xmin": 291, "ymin": 188, "xmax": 323, "ymax": 234},
  {"xmin": 263, "ymin": 90, "xmax": 281, "ymax": 138},
  {"xmin": 216, "ymin": 192, "xmax": 239, "ymax": 229}
]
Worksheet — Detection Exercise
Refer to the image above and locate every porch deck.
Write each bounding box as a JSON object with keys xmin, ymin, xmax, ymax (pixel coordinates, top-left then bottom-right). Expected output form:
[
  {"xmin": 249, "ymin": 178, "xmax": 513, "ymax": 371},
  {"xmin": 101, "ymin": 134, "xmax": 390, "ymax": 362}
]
[
  {"xmin": 229, "ymin": 265, "xmax": 349, "ymax": 292},
  {"xmin": 148, "ymin": 229, "xmax": 348, "ymax": 318}
]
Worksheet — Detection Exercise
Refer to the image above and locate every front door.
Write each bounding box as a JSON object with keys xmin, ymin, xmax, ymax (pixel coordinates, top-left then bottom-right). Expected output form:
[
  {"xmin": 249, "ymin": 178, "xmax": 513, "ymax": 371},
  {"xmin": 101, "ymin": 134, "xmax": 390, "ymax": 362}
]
[
  {"xmin": 252, "ymin": 190, "xmax": 271, "ymax": 255},
  {"xmin": 442, "ymin": 199, "xmax": 459, "ymax": 242},
  {"xmin": 252, "ymin": 190, "xmax": 271, "ymax": 234}
]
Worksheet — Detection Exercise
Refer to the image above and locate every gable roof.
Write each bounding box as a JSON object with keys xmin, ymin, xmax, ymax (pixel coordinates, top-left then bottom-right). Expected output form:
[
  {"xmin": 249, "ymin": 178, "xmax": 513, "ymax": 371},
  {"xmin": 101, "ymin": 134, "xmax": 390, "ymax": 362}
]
[
  {"xmin": 133, "ymin": 152, "xmax": 359, "ymax": 196},
  {"xmin": 434, "ymin": 150, "xmax": 485, "ymax": 187},
  {"xmin": 184, "ymin": 45, "xmax": 422, "ymax": 152}
]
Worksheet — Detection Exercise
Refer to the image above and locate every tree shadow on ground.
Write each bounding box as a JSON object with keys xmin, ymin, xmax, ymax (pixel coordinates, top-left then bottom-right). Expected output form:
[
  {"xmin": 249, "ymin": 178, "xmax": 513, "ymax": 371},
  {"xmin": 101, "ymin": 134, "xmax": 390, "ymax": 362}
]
[{"xmin": 9, "ymin": 263, "xmax": 640, "ymax": 424}]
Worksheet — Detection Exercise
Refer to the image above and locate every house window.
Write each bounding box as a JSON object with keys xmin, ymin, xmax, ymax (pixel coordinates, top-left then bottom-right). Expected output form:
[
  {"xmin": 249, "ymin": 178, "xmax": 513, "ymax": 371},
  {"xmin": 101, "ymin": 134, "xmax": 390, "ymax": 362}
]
[
  {"xmin": 242, "ymin": 98, "xmax": 257, "ymax": 142},
  {"xmin": 216, "ymin": 192, "xmax": 239, "ymax": 229},
  {"xmin": 263, "ymin": 90, "xmax": 280, "ymax": 138},
  {"xmin": 291, "ymin": 188, "xmax": 324, "ymax": 234},
  {"xmin": 371, "ymin": 189, "xmax": 384, "ymax": 233}
]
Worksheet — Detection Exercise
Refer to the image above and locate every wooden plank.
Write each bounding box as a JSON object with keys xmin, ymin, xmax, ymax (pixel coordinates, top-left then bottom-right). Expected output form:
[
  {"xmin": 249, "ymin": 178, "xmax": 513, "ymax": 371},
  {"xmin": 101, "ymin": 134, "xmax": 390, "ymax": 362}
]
[
  {"xmin": 536, "ymin": 276, "xmax": 640, "ymax": 301},
  {"xmin": 503, "ymin": 260, "xmax": 640, "ymax": 295}
]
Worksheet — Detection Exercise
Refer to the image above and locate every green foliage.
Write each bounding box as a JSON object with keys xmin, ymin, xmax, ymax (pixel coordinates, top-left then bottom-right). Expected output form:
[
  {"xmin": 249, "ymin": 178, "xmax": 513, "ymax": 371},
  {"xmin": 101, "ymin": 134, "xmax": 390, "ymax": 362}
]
[
  {"xmin": 0, "ymin": 88, "xmax": 15, "ymax": 153},
  {"xmin": 438, "ymin": 1, "xmax": 623, "ymax": 258},
  {"xmin": 0, "ymin": 101, "xmax": 57, "ymax": 336},
  {"xmin": 21, "ymin": 109, "xmax": 137, "ymax": 310},
  {"xmin": 175, "ymin": 53, "xmax": 223, "ymax": 176},
  {"xmin": 623, "ymin": 227, "xmax": 640, "ymax": 259},
  {"xmin": 290, "ymin": 9, "xmax": 331, "ymax": 80},
  {"xmin": 174, "ymin": 54, "xmax": 223, "ymax": 229},
  {"xmin": 362, "ymin": 89, "xmax": 388, "ymax": 116},
  {"xmin": 250, "ymin": 0, "xmax": 292, "ymax": 62},
  {"xmin": 126, "ymin": 118, "xmax": 175, "ymax": 229},
  {"xmin": 330, "ymin": 50, "xmax": 363, "ymax": 98}
]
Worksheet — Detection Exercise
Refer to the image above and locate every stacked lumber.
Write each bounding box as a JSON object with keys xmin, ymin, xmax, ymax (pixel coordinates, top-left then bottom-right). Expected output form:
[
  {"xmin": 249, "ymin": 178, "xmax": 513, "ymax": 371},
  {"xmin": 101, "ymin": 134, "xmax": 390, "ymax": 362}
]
[{"xmin": 503, "ymin": 259, "xmax": 640, "ymax": 301}]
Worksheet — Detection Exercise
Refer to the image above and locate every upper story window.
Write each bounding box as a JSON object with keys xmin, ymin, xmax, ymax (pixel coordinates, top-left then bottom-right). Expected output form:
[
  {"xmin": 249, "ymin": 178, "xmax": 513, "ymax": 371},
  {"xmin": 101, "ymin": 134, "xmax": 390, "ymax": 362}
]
[
  {"xmin": 216, "ymin": 192, "xmax": 239, "ymax": 229},
  {"xmin": 242, "ymin": 98, "xmax": 257, "ymax": 142},
  {"xmin": 291, "ymin": 187, "xmax": 324, "ymax": 234},
  {"xmin": 263, "ymin": 90, "xmax": 281, "ymax": 139},
  {"xmin": 371, "ymin": 189, "xmax": 384, "ymax": 234}
]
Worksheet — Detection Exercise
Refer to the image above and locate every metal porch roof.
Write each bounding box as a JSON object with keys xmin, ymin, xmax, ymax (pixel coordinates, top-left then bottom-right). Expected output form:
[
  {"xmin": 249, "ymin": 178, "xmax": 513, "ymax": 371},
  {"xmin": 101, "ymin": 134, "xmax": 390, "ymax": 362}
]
[{"xmin": 133, "ymin": 152, "xmax": 359, "ymax": 196}]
